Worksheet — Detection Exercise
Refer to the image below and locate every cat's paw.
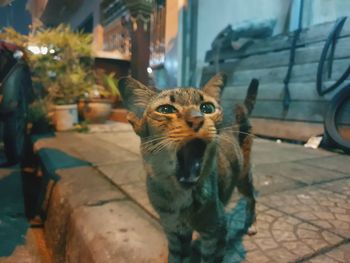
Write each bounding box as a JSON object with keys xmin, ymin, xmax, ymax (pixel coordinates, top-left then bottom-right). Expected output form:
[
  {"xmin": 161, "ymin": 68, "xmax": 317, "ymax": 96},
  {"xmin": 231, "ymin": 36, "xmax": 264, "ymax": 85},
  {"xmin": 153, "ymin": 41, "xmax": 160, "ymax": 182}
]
[{"xmin": 247, "ymin": 223, "xmax": 257, "ymax": 236}]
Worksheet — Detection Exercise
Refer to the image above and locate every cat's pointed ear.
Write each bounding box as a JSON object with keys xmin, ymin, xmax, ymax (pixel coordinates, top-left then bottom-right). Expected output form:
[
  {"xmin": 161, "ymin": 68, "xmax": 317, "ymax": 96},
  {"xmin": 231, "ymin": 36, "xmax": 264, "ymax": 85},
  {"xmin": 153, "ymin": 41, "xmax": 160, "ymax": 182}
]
[
  {"xmin": 202, "ymin": 73, "xmax": 227, "ymax": 102},
  {"xmin": 118, "ymin": 77, "xmax": 158, "ymax": 117}
]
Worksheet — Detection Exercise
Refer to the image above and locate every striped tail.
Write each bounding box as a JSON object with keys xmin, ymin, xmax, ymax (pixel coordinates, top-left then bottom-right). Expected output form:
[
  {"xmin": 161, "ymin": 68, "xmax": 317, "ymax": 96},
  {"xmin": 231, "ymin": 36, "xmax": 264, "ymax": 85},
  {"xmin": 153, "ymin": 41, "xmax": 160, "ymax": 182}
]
[
  {"xmin": 235, "ymin": 78, "xmax": 259, "ymax": 146},
  {"xmin": 235, "ymin": 79, "xmax": 259, "ymax": 237},
  {"xmin": 244, "ymin": 78, "xmax": 259, "ymax": 115}
]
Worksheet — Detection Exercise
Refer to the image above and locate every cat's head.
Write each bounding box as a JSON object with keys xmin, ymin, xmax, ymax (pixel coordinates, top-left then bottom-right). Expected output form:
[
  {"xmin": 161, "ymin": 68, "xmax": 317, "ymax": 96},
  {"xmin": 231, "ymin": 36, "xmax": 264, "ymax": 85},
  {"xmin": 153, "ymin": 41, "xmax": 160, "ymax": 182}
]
[{"xmin": 118, "ymin": 73, "xmax": 226, "ymax": 188}]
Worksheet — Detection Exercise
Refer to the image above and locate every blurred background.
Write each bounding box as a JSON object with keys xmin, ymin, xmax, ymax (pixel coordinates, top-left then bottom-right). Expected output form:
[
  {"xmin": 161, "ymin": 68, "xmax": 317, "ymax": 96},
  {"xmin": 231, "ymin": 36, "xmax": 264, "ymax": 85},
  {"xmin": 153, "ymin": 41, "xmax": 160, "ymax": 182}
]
[
  {"xmin": 2, "ymin": 0, "xmax": 350, "ymax": 145},
  {"xmin": 0, "ymin": 1, "xmax": 350, "ymax": 262}
]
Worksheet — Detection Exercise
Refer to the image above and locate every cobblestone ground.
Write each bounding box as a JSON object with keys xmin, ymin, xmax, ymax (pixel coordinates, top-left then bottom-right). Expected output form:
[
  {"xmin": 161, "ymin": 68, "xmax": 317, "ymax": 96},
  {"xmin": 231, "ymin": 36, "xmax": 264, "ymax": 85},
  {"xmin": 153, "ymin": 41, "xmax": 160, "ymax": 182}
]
[
  {"xmin": 242, "ymin": 204, "xmax": 344, "ymax": 262},
  {"xmin": 97, "ymin": 133, "xmax": 350, "ymax": 263},
  {"xmin": 306, "ymin": 243, "xmax": 350, "ymax": 262},
  {"xmin": 259, "ymin": 187, "xmax": 350, "ymax": 238}
]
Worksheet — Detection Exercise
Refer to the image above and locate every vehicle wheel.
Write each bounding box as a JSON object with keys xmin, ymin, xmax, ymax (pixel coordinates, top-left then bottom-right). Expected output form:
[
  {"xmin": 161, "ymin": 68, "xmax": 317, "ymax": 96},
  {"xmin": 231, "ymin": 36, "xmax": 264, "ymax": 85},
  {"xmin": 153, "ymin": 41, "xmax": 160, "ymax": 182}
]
[
  {"xmin": 316, "ymin": 17, "xmax": 350, "ymax": 96},
  {"xmin": 3, "ymin": 111, "xmax": 27, "ymax": 165},
  {"xmin": 324, "ymin": 84, "xmax": 350, "ymax": 153}
]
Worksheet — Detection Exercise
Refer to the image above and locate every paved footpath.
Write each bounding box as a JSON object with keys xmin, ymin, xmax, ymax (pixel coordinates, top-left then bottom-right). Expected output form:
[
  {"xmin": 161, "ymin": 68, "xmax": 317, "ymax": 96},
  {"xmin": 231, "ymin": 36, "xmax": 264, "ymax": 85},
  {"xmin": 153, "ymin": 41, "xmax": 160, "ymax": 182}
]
[{"xmin": 23, "ymin": 122, "xmax": 350, "ymax": 262}]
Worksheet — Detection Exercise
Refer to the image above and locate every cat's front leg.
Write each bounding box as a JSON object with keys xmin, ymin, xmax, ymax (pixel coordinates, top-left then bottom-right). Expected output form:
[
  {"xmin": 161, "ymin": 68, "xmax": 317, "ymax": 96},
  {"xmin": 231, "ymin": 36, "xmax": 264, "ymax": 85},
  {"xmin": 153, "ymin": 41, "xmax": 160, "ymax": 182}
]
[
  {"xmin": 237, "ymin": 169, "xmax": 257, "ymax": 235},
  {"xmin": 165, "ymin": 230, "xmax": 192, "ymax": 263},
  {"xmin": 199, "ymin": 231, "xmax": 225, "ymax": 263}
]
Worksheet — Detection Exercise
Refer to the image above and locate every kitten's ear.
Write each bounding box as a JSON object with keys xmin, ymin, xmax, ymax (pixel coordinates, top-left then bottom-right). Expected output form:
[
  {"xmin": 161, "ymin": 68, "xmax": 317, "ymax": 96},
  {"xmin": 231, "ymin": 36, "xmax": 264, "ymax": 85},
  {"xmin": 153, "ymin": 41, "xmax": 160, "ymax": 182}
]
[
  {"xmin": 118, "ymin": 77, "xmax": 157, "ymax": 136},
  {"xmin": 118, "ymin": 77, "xmax": 157, "ymax": 117},
  {"xmin": 202, "ymin": 73, "xmax": 227, "ymax": 102}
]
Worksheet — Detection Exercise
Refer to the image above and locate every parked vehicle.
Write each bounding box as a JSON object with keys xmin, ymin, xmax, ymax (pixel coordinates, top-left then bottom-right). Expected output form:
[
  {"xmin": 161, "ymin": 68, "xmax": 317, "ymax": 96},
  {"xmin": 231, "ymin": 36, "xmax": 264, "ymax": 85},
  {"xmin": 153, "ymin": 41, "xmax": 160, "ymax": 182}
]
[{"xmin": 0, "ymin": 41, "xmax": 34, "ymax": 166}]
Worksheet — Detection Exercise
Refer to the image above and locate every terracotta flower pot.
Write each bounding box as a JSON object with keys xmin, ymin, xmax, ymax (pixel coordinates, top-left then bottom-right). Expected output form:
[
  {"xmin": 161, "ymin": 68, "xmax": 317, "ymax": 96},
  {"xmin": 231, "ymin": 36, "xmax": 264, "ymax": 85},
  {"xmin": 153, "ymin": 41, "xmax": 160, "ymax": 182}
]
[{"xmin": 78, "ymin": 99, "xmax": 113, "ymax": 123}]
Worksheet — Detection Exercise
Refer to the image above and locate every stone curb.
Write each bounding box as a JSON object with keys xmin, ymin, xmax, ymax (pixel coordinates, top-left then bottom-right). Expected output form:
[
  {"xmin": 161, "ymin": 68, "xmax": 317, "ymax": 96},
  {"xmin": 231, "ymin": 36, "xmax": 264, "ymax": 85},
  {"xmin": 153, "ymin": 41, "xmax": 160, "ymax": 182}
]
[{"xmin": 38, "ymin": 163, "xmax": 167, "ymax": 262}]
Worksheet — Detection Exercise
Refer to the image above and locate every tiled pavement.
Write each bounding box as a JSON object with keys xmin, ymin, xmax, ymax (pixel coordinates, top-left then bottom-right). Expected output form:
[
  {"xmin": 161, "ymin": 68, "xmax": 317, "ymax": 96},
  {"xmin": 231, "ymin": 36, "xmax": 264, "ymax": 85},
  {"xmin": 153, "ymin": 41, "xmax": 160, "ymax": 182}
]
[
  {"xmin": 33, "ymin": 122, "xmax": 350, "ymax": 262},
  {"xmin": 307, "ymin": 243, "xmax": 350, "ymax": 262}
]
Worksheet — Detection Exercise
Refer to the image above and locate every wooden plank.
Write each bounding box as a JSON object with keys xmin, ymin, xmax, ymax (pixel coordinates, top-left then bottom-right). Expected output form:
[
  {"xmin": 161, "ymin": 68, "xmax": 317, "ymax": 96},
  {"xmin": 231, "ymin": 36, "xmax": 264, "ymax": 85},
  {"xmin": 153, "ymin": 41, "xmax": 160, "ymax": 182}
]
[
  {"xmin": 202, "ymin": 58, "xmax": 350, "ymax": 86},
  {"xmin": 207, "ymin": 38, "xmax": 350, "ymax": 71},
  {"xmin": 205, "ymin": 18, "xmax": 350, "ymax": 62},
  {"xmin": 250, "ymin": 118, "xmax": 324, "ymax": 141},
  {"xmin": 224, "ymin": 99, "xmax": 350, "ymax": 124},
  {"xmin": 250, "ymin": 100, "xmax": 327, "ymax": 122},
  {"xmin": 222, "ymin": 99, "xmax": 328, "ymax": 123},
  {"xmin": 221, "ymin": 81, "xmax": 350, "ymax": 101}
]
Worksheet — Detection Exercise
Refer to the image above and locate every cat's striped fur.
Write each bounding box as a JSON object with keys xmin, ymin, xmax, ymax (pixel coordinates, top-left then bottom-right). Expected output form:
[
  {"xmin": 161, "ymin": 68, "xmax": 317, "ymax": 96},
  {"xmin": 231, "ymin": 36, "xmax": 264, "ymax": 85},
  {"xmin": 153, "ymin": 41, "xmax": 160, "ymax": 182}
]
[{"xmin": 118, "ymin": 74, "xmax": 258, "ymax": 262}]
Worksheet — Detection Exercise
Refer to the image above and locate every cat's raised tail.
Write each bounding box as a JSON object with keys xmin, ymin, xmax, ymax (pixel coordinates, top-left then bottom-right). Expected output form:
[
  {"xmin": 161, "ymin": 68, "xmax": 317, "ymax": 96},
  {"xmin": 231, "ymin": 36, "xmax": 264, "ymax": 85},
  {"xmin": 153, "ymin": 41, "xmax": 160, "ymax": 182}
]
[
  {"xmin": 244, "ymin": 78, "xmax": 259, "ymax": 115},
  {"xmin": 235, "ymin": 78, "xmax": 259, "ymax": 147},
  {"xmin": 235, "ymin": 78, "xmax": 259, "ymax": 236}
]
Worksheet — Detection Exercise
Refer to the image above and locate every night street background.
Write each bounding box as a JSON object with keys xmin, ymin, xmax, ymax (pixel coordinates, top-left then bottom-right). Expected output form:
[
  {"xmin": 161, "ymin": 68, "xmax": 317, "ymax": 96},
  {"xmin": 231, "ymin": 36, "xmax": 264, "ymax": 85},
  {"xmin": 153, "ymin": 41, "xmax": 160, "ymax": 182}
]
[{"xmin": 0, "ymin": 0, "xmax": 31, "ymax": 34}]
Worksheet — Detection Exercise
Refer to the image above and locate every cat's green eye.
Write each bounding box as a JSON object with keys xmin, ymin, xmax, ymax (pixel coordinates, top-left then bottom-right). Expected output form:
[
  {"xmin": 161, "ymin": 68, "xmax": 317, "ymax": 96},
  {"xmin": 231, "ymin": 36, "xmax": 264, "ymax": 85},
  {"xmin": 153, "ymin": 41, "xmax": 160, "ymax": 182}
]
[
  {"xmin": 156, "ymin": 104, "xmax": 177, "ymax": 114},
  {"xmin": 200, "ymin": 102, "xmax": 216, "ymax": 114}
]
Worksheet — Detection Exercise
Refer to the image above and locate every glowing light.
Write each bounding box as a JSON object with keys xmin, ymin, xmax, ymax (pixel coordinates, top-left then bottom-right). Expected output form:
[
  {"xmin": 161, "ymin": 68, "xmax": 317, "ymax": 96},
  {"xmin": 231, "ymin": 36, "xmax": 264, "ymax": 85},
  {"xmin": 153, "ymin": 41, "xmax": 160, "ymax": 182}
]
[
  {"xmin": 41, "ymin": 46, "xmax": 48, "ymax": 55},
  {"xmin": 147, "ymin": 67, "xmax": 153, "ymax": 74},
  {"xmin": 27, "ymin": 45, "xmax": 41, "ymax": 55},
  {"xmin": 27, "ymin": 45, "xmax": 54, "ymax": 55}
]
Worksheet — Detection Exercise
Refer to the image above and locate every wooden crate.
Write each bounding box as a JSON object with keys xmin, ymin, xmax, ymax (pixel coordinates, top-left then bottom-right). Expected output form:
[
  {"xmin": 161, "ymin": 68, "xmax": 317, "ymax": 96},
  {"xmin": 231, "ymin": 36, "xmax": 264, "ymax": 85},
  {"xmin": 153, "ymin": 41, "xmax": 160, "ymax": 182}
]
[{"xmin": 201, "ymin": 19, "xmax": 350, "ymax": 141}]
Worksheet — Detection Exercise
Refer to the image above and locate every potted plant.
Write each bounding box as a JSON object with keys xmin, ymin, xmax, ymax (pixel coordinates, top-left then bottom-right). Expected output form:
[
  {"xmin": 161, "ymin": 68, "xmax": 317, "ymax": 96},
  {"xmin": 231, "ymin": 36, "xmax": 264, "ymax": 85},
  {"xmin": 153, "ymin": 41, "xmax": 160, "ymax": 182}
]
[
  {"xmin": 29, "ymin": 25, "xmax": 93, "ymax": 130},
  {"xmin": 78, "ymin": 71, "xmax": 121, "ymax": 123},
  {"xmin": 27, "ymin": 99, "xmax": 53, "ymax": 134},
  {"xmin": 0, "ymin": 25, "xmax": 94, "ymax": 131},
  {"xmin": 0, "ymin": 26, "xmax": 128, "ymax": 127}
]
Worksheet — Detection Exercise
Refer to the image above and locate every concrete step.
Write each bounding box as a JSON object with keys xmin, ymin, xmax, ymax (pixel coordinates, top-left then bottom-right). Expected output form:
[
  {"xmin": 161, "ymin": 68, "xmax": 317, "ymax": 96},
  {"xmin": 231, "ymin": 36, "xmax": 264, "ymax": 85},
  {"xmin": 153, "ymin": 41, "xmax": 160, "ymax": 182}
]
[{"xmin": 39, "ymin": 165, "xmax": 167, "ymax": 263}]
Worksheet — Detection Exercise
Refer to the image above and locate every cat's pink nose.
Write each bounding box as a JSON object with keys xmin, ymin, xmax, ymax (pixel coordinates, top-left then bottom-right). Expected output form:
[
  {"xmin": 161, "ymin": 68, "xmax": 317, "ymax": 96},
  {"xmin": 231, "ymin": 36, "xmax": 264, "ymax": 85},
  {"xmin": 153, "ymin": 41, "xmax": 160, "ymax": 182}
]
[{"xmin": 185, "ymin": 109, "xmax": 204, "ymax": 132}]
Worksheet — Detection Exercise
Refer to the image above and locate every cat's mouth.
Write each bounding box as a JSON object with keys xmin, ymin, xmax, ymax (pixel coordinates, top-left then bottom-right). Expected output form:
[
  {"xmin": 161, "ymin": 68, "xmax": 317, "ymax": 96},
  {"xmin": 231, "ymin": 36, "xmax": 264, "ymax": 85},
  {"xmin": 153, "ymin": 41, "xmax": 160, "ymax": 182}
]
[{"xmin": 176, "ymin": 139, "xmax": 206, "ymax": 188}]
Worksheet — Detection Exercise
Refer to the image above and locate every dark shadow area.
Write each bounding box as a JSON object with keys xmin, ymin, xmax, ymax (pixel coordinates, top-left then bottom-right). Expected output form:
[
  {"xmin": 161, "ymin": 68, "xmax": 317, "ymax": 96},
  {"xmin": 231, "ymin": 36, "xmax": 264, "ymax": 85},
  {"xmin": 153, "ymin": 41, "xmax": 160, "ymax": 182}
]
[
  {"xmin": 0, "ymin": 132, "xmax": 92, "ymax": 257},
  {"xmin": 23, "ymin": 142, "xmax": 90, "ymax": 220},
  {"xmin": 35, "ymin": 146, "xmax": 90, "ymax": 219},
  {"xmin": 190, "ymin": 198, "xmax": 251, "ymax": 262},
  {"xmin": 37, "ymin": 147, "xmax": 90, "ymax": 179},
  {"xmin": 0, "ymin": 168, "xmax": 29, "ymax": 256},
  {"xmin": 223, "ymin": 198, "xmax": 251, "ymax": 262}
]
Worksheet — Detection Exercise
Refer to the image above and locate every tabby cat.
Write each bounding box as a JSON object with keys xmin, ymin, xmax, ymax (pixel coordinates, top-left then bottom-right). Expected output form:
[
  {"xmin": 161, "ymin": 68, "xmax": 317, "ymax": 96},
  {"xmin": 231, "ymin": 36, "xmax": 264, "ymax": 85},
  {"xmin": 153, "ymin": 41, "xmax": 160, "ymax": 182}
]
[{"xmin": 118, "ymin": 73, "xmax": 258, "ymax": 263}]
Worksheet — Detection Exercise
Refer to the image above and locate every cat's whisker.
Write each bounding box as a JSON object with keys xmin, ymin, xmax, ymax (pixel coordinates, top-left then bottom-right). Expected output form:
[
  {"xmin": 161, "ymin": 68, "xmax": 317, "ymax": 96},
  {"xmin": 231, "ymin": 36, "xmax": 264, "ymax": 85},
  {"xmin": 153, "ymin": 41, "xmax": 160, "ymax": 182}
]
[
  {"xmin": 232, "ymin": 131, "xmax": 266, "ymax": 140},
  {"xmin": 141, "ymin": 132, "xmax": 171, "ymax": 141},
  {"xmin": 143, "ymin": 134, "xmax": 168, "ymax": 141},
  {"xmin": 144, "ymin": 136, "xmax": 174, "ymax": 153},
  {"xmin": 151, "ymin": 140, "xmax": 167, "ymax": 152},
  {"xmin": 218, "ymin": 126, "xmax": 257, "ymax": 138},
  {"xmin": 142, "ymin": 140, "xmax": 163, "ymax": 147},
  {"xmin": 232, "ymin": 130, "xmax": 257, "ymax": 138},
  {"xmin": 141, "ymin": 135, "xmax": 168, "ymax": 147},
  {"xmin": 140, "ymin": 133, "xmax": 160, "ymax": 140},
  {"xmin": 151, "ymin": 139, "xmax": 175, "ymax": 153},
  {"xmin": 145, "ymin": 140, "xmax": 166, "ymax": 151},
  {"xmin": 156, "ymin": 141, "xmax": 175, "ymax": 153},
  {"xmin": 218, "ymin": 124, "xmax": 241, "ymax": 129},
  {"xmin": 142, "ymin": 139, "xmax": 163, "ymax": 151},
  {"xmin": 218, "ymin": 125, "xmax": 247, "ymax": 131},
  {"xmin": 217, "ymin": 133, "xmax": 245, "ymax": 148}
]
